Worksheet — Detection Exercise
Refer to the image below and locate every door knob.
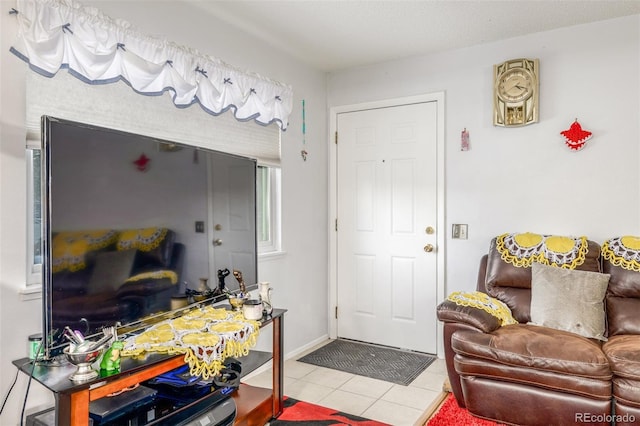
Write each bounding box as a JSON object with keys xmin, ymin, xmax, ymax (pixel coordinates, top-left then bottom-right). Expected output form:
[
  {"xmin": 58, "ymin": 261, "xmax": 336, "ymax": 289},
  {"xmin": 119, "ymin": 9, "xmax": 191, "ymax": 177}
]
[
  {"xmin": 213, "ymin": 238, "xmax": 223, "ymax": 246},
  {"xmin": 423, "ymin": 244, "xmax": 434, "ymax": 253}
]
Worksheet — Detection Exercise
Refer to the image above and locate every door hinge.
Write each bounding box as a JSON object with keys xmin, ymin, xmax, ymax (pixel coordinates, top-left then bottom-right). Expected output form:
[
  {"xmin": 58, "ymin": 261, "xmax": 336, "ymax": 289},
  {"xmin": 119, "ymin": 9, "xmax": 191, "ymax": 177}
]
[
  {"xmin": 335, "ymin": 218, "xmax": 338, "ymax": 231},
  {"xmin": 335, "ymin": 306, "xmax": 338, "ymax": 319},
  {"xmin": 335, "ymin": 131, "xmax": 338, "ymax": 144}
]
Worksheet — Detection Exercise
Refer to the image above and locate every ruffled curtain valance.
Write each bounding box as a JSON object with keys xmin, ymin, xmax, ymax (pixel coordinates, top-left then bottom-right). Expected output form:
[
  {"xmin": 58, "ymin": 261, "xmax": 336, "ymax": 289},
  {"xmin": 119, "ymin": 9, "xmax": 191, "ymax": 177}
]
[{"xmin": 10, "ymin": 0, "xmax": 293, "ymax": 130}]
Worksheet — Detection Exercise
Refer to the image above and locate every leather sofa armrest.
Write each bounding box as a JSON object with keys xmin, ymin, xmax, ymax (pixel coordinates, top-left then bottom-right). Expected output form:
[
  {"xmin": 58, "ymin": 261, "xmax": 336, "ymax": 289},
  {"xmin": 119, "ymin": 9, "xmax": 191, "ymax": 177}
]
[{"xmin": 437, "ymin": 299, "xmax": 502, "ymax": 333}]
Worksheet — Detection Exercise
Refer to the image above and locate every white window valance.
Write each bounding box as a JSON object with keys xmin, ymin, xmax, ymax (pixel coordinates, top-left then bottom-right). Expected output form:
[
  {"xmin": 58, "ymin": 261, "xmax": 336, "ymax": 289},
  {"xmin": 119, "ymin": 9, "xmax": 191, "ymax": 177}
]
[
  {"xmin": 25, "ymin": 70, "xmax": 282, "ymax": 165},
  {"xmin": 10, "ymin": 0, "xmax": 293, "ymax": 131}
]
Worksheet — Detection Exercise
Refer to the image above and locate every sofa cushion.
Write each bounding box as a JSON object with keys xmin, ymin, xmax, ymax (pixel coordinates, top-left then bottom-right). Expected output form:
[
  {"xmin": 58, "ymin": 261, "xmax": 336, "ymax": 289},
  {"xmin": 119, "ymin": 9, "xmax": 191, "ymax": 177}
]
[
  {"xmin": 530, "ymin": 262, "xmax": 609, "ymax": 341},
  {"xmin": 485, "ymin": 233, "xmax": 601, "ymax": 323},
  {"xmin": 455, "ymin": 354, "xmax": 612, "ymax": 400},
  {"xmin": 613, "ymin": 377, "xmax": 640, "ymax": 409},
  {"xmin": 603, "ymin": 335, "xmax": 640, "ymax": 381},
  {"xmin": 451, "ymin": 324, "xmax": 611, "ymax": 379}
]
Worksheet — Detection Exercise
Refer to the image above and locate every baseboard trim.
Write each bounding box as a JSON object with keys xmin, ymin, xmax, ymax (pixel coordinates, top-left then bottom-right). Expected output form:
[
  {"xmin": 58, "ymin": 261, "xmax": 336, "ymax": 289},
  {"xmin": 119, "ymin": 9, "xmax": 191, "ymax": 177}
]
[{"xmin": 285, "ymin": 334, "xmax": 330, "ymax": 360}]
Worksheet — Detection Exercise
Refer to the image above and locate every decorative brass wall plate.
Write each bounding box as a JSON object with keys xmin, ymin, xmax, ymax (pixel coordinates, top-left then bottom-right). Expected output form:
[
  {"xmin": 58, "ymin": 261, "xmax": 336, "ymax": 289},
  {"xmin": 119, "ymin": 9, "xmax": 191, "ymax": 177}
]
[{"xmin": 493, "ymin": 58, "xmax": 539, "ymax": 127}]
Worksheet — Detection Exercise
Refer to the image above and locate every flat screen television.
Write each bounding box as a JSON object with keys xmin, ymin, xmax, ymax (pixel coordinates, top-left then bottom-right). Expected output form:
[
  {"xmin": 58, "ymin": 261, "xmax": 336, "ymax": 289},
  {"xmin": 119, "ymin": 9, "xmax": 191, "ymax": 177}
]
[{"xmin": 40, "ymin": 116, "xmax": 258, "ymax": 360}]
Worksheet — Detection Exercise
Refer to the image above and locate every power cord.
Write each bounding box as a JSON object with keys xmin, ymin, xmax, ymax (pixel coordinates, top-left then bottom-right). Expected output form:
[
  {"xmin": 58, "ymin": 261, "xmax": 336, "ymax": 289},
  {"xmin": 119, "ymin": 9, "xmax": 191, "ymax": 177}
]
[
  {"xmin": 0, "ymin": 362, "xmax": 24, "ymax": 415},
  {"xmin": 0, "ymin": 356, "xmax": 35, "ymax": 423},
  {"xmin": 20, "ymin": 339, "xmax": 44, "ymax": 426},
  {"xmin": 0, "ymin": 339, "xmax": 44, "ymax": 425}
]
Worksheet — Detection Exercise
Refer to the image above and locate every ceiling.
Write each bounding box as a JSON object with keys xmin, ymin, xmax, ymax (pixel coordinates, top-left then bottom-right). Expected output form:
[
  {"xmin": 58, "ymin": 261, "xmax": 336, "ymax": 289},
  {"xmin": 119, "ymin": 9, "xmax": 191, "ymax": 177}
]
[{"xmin": 184, "ymin": 0, "xmax": 640, "ymax": 72}]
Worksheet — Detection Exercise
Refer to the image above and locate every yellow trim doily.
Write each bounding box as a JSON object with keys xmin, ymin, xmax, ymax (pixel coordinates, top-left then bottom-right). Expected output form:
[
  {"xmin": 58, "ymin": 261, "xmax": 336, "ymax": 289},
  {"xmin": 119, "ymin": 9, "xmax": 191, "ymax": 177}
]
[
  {"xmin": 447, "ymin": 291, "xmax": 518, "ymax": 326},
  {"xmin": 496, "ymin": 232, "xmax": 588, "ymax": 269},
  {"xmin": 122, "ymin": 307, "xmax": 260, "ymax": 379},
  {"xmin": 602, "ymin": 236, "xmax": 640, "ymax": 272}
]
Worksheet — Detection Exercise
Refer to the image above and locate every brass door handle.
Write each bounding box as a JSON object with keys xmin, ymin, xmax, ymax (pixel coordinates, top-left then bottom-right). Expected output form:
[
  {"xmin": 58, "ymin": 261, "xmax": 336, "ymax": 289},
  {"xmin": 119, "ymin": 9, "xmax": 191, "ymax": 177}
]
[{"xmin": 424, "ymin": 244, "xmax": 434, "ymax": 253}]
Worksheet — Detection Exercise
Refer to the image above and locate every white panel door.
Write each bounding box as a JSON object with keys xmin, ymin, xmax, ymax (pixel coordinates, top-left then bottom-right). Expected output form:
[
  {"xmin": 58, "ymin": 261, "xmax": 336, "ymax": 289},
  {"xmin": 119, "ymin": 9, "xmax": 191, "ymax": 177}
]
[{"xmin": 336, "ymin": 102, "xmax": 438, "ymax": 353}]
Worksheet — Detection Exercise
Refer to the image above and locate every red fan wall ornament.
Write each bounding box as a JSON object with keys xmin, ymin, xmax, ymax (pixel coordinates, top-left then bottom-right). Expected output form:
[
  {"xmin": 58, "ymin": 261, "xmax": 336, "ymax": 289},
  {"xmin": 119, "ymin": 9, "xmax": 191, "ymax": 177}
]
[
  {"xmin": 133, "ymin": 153, "xmax": 151, "ymax": 171},
  {"xmin": 560, "ymin": 119, "xmax": 592, "ymax": 151}
]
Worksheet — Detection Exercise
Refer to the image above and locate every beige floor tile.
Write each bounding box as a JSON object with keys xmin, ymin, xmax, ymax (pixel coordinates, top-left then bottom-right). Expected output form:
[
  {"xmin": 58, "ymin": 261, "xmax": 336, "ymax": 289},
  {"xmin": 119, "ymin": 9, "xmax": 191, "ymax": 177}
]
[
  {"xmin": 298, "ymin": 366, "xmax": 354, "ymax": 388},
  {"xmin": 256, "ymin": 343, "xmax": 446, "ymax": 424},
  {"xmin": 409, "ymin": 370, "xmax": 448, "ymax": 392},
  {"xmin": 282, "ymin": 376, "xmax": 299, "ymax": 394},
  {"xmin": 339, "ymin": 375, "xmax": 394, "ymax": 399},
  {"xmin": 285, "ymin": 380, "xmax": 335, "ymax": 404},
  {"xmin": 362, "ymin": 399, "xmax": 424, "ymax": 426},
  {"xmin": 381, "ymin": 384, "xmax": 442, "ymax": 410},
  {"xmin": 317, "ymin": 389, "xmax": 376, "ymax": 417},
  {"xmin": 284, "ymin": 359, "xmax": 319, "ymax": 379},
  {"xmin": 243, "ymin": 370, "xmax": 299, "ymax": 393},
  {"xmin": 425, "ymin": 358, "xmax": 447, "ymax": 375}
]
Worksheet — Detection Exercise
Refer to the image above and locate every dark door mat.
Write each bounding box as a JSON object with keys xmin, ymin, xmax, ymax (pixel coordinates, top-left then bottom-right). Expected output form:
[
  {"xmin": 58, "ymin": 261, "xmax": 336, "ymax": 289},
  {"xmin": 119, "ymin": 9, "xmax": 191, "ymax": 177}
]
[{"xmin": 297, "ymin": 339, "xmax": 436, "ymax": 386}]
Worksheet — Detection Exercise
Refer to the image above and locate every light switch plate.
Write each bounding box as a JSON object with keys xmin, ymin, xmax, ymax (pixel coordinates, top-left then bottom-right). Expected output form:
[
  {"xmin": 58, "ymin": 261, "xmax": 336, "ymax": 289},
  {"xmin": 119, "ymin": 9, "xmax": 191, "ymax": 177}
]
[{"xmin": 452, "ymin": 224, "xmax": 468, "ymax": 240}]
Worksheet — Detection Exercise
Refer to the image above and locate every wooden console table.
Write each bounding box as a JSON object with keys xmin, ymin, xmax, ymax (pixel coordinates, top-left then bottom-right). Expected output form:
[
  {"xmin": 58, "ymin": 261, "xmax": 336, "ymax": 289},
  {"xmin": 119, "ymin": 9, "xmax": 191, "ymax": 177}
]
[{"xmin": 14, "ymin": 308, "xmax": 286, "ymax": 426}]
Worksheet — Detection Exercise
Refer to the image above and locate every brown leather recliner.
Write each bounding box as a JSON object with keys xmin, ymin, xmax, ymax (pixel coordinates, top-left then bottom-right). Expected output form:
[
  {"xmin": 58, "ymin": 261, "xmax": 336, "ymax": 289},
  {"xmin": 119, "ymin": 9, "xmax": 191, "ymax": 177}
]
[
  {"xmin": 437, "ymin": 235, "xmax": 640, "ymax": 426},
  {"xmin": 602, "ymin": 252, "xmax": 640, "ymax": 425}
]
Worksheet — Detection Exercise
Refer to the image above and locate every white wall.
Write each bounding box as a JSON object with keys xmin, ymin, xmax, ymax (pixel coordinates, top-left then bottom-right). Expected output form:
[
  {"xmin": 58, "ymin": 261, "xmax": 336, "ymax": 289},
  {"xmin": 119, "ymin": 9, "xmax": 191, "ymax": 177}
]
[
  {"xmin": 0, "ymin": 1, "xmax": 328, "ymax": 423},
  {"xmin": 328, "ymin": 15, "xmax": 640, "ymax": 295}
]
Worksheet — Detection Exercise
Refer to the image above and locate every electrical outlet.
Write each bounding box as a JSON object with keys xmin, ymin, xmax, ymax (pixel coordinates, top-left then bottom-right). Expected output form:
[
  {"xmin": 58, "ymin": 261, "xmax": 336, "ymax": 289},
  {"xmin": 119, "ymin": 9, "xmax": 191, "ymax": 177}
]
[{"xmin": 195, "ymin": 221, "xmax": 205, "ymax": 233}]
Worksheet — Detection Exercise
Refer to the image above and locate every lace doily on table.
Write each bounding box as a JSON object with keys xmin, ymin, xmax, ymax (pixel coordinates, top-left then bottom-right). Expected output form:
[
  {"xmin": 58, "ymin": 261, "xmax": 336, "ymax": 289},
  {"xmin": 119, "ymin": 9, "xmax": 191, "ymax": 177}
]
[{"xmin": 121, "ymin": 306, "xmax": 260, "ymax": 379}]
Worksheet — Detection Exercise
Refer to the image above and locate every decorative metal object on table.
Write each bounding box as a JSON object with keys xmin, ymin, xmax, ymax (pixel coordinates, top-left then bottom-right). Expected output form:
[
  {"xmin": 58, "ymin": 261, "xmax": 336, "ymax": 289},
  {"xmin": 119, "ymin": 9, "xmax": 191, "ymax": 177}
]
[
  {"xmin": 63, "ymin": 346, "xmax": 103, "ymax": 382},
  {"xmin": 62, "ymin": 326, "xmax": 115, "ymax": 382},
  {"xmin": 232, "ymin": 269, "xmax": 247, "ymax": 293},
  {"xmin": 228, "ymin": 292, "xmax": 249, "ymax": 311},
  {"xmin": 216, "ymin": 268, "xmax": 231, "ymax": 294},
  {"xmin": 228, "ymin": 269, "xmax": 250, "ymax": 311}
]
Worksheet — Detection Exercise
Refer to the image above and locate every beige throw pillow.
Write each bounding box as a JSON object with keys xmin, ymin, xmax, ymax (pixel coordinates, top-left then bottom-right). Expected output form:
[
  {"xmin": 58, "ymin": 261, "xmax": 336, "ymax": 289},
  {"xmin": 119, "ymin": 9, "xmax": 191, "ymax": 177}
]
[{"xmin": 530, "ymin": 262, "xmax": 609, "ymax": 341}]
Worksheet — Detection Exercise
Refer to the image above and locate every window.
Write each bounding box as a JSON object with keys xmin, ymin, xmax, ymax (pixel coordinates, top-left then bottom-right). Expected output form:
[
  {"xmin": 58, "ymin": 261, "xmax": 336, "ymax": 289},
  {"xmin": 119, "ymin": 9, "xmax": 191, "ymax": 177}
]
[
  {"xmin": 27, "ymin": 148, "xmax": 42, "ymax": 285},
  {"xmin": 257, "ymin": 165, "xmax": 281, "ymax": 254}
]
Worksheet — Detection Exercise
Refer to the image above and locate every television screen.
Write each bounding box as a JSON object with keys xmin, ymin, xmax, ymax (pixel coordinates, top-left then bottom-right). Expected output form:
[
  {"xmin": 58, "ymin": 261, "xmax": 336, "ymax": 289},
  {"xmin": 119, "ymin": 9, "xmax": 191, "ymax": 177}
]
[{"xmin": 41, "ymin": 116, "xmax": 257, "ymax": 359}]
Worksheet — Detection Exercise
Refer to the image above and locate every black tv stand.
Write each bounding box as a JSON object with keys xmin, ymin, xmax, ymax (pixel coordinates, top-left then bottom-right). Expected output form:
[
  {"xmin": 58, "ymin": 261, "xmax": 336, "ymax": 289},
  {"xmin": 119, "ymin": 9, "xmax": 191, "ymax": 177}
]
[{"xmin": 14, "ymin": 308, "xmax": 286, "ymax": 426}]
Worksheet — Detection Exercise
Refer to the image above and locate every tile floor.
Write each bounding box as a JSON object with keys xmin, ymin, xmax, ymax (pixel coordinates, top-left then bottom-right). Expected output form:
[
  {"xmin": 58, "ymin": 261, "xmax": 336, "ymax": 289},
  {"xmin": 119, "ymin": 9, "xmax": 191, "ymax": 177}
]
[{"xmin": 242, "ymin": 340, "xmax": 448, "ymax": 426}]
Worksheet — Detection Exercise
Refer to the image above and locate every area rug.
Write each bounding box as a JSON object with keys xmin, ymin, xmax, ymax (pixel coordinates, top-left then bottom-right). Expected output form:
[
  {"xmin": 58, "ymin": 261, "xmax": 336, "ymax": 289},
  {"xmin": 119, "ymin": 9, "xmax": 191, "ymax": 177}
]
[
  {"xmin": 268, "ymin": 396, "xmax": 389, "ymax": 426},
  {"xmin": 426, "ymin": 393, "xmax": 504, "ymax": 426},
  {"xmin": 298, "ymin": 339, "xmax": 436, "ymax": 386}
]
